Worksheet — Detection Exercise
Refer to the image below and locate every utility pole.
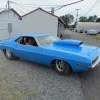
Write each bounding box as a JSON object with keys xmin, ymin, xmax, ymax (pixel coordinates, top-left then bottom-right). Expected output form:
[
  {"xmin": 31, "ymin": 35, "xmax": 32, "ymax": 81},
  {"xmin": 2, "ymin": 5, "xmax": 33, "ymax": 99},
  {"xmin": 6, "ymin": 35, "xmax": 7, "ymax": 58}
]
[
  {"xmin": 8, "ymin": 0, "xmax": 10, "ymax": 10},
  {"xmin": 75, "ymin": 9, "xmax": 81, "ymax": 32},
  {"xmin": 7, "ymin": 0, "xmax": 10, "ymax": 18},
  {"xmin": 75, "ymin": 9, "xmax": 81, "ymax": 22}
]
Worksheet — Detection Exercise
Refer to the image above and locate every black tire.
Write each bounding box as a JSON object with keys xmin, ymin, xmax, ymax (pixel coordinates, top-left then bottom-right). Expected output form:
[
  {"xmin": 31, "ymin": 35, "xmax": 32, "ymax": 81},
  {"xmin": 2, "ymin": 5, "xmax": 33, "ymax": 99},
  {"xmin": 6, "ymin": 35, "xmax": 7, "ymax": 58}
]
[
  {"xmin": 4, "ymin": 49, "xmax": 18, "ymax": 60},
  {"xmin": 54, "ymin": 60, "xmax": 70, "ymax": 75}
]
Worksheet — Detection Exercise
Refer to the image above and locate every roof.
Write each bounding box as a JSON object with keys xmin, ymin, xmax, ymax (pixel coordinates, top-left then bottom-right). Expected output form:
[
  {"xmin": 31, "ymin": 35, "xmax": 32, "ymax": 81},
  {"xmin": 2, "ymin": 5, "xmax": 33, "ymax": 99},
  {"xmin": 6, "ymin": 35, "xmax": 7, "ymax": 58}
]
[
  {"xmin": 0, "ymin": 8, "xmax": 22, "ymax": 20},
  {"xmin": 77, "ymin": 22, "xmax": 100, "ymax": 25},
  {"xmin": 22, "ymin": 8, "xmax": 65, "ymax": 24},
  {"xmin": 16, "ymin": 33, "xmax": 50, "ymax": 38}
]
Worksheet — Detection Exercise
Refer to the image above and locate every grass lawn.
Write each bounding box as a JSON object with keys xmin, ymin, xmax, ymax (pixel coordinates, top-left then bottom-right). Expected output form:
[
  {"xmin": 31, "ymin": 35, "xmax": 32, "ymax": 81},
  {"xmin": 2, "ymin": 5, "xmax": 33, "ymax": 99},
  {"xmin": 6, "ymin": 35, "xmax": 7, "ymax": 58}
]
[
  {"xmin": 92, "ymin": 34, "xmax": 100, "ymax": 41},
  {"xmin": 86, "ymin": 34, "xmax": 100, "ymax": 41}
]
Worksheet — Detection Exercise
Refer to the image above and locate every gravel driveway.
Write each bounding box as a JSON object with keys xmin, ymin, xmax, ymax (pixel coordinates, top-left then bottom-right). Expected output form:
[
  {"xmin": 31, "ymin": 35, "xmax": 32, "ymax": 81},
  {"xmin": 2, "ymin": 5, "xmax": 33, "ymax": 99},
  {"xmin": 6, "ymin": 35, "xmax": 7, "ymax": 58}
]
[{"xmin": 0, "ymin": 51, "xmax": 85, "ymax": 100}]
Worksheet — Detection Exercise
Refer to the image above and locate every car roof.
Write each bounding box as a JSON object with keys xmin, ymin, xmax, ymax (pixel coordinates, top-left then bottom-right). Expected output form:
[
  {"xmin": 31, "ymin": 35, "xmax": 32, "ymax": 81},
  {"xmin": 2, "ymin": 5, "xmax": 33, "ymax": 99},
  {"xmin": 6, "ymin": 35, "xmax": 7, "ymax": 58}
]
[
  {"xmin": 10, "ymin": 33, "xmax": 51, "ymax": 41},
  {"xmin": 17, "ymin": 33, "xmax": 50, "ymax": 38}
]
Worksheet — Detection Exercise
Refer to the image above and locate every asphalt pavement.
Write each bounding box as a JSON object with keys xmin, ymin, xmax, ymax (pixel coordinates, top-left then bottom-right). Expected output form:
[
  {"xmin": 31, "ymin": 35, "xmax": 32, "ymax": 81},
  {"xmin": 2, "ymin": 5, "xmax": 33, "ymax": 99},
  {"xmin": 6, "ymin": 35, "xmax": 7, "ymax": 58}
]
[{"xmin": 63, "ymin": 30, "xmax": 100, "ymax": 100}]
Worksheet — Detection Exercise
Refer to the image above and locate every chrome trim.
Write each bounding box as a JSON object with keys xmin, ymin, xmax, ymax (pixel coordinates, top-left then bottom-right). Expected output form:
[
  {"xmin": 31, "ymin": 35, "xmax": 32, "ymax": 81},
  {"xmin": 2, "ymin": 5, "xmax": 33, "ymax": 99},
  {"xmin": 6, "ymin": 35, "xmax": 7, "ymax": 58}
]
[{"xmin": 91, "ymin": 55, "xmax": 100, "ymax": 68}]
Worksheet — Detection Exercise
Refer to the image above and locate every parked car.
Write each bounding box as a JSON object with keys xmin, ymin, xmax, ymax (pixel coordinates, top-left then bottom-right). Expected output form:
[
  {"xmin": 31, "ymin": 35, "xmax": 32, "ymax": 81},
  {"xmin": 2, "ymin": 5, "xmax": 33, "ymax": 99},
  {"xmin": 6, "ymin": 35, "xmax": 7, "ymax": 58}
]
[
  {"xmin": 0, "ymin": 33, "xmax": 100, "ymax": 75},
  {"xmin": 79, "ymin": 29, "xmax": 84, "ymax": 33},
  {"xmin": 86, "ymin": 29, "xmax": 98, "ymax": 35}
]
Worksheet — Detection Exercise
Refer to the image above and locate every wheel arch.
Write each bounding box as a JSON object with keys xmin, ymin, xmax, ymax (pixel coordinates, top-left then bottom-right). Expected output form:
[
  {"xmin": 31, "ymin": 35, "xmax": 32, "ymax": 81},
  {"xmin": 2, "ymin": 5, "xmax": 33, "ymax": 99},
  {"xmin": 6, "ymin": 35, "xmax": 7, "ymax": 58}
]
[
  {"xmin": 3, "ymin": 49, "xmax": 6, "ymax": 52},
  {"xmin": 50, "ymin": 59, "xmax": 73, "ymax": 70}
]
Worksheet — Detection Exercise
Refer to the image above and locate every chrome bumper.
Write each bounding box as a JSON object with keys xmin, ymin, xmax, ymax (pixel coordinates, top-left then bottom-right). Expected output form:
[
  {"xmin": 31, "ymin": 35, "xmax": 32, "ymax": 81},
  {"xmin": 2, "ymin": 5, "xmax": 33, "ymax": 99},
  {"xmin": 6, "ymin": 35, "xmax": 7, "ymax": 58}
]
[{"xmin": 91, "ymin": 55, "xmax": 100, "ymax": 68}]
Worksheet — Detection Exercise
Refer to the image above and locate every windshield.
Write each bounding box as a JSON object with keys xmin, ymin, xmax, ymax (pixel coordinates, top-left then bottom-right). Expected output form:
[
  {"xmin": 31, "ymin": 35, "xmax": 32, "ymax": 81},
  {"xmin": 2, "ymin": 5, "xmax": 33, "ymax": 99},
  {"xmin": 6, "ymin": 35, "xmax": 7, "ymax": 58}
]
[{"xmin": 37, "ymin": 35, "xmax": 60, "ymax": 46}]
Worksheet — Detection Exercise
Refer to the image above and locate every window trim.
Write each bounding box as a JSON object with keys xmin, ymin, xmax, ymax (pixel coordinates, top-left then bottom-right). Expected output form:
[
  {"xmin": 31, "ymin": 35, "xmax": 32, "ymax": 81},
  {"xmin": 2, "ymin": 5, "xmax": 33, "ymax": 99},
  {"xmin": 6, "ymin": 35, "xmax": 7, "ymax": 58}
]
[{"xmin": 15, "ymin": 36, "xmax": 23, "ymax": 44}]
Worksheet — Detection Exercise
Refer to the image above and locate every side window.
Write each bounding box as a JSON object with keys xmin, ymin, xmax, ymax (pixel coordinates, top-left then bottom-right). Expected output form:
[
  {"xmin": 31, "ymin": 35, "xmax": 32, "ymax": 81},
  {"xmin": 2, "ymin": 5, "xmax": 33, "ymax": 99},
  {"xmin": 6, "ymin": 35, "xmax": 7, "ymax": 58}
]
[
  {"xmin": 15, "ymin": 37, "xmax": 22, "ymax": 43},
  {"xmin": 32, "ymin": 37, "xmax": 38, "ymax": 46},
  {"xmin": 15, "ymin": 36, "xmax": 38, "ymax": 46},
  {"xmin": 22, "ymin": 36, "xmax": 38, "ymax": 46}
]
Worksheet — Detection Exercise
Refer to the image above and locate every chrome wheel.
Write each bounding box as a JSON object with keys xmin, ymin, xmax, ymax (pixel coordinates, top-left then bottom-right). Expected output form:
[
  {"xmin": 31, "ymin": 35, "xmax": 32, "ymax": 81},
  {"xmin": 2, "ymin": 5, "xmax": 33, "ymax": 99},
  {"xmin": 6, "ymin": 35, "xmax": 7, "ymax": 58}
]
[
  {"xmin": 56, "ymin": 60, "xmax": 65, "ymax": 72},
  {"xmin": 6, "ymin": 49, "xmax": 11, "ymax": 58},
  {"xmin": 55, "ymin": 60, "xmax": 71, "ymax": 75},
  {"xmin": 4, "ymin": 49, "xmax": 18, "ymax": 60}
]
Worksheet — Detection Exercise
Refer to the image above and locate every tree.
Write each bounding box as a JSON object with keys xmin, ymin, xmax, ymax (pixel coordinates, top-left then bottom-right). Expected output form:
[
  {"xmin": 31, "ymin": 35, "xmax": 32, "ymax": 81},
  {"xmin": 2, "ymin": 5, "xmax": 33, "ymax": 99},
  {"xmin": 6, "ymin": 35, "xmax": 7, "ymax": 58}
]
[
  {"xmin": 79, "ymin": 15, "xmax": 97, "ymax": 22},
  {"xmin": 60, "ymin": 14, "xmax": 74, "ymax": 28},
  {"xmin": 96, "ymin": 18, "xmax": 100, "ymax": 22},
  {"xmin": 87, "ymin": 15, "xmax": 97, "ymax": 22},
  {"xmin": 79, "ymin": 16, "xmax": 88, "ymax": 22},
  {"xmin": 94, "ymin": 15, "xmax": 97, "ymax": 22}
]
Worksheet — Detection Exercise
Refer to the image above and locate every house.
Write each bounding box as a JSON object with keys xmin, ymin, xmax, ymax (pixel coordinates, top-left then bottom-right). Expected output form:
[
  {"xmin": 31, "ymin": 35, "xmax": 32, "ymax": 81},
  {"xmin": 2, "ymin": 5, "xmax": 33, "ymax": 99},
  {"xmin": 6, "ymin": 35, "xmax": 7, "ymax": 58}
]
[
  {"xmin": 75, "ymin": 22, "xmax": 100, "ymax": 33},
  {"xmin": 22, "ymin": 8, "xmax": 65, "ymax": 37},
  {"xmin": 0, "ymin": 9, "xmax": 22, "ymax": 40}
]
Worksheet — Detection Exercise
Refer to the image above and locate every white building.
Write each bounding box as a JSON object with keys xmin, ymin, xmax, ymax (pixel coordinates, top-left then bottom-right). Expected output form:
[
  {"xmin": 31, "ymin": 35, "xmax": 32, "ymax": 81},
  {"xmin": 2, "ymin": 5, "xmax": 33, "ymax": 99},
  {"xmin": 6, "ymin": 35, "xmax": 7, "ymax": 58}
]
[
  {"xmin": 76, "ymin": 22, "xmax": 100, "ymax": 33},
  {"xmin": 0, "ymin": 9, "xmax": 22, "ymax": 40},
  {"xmin": 22, "ymin": 8, "xmax": 65, "ymax": 37}
]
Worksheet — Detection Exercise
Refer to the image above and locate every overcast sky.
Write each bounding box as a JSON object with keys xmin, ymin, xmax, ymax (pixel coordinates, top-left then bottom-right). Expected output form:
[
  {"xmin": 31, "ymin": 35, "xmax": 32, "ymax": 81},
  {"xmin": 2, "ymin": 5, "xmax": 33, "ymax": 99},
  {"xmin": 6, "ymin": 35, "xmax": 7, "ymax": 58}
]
[{"xmin": 0, "ymin": 0, "xmax": 100, "ymax": 22}]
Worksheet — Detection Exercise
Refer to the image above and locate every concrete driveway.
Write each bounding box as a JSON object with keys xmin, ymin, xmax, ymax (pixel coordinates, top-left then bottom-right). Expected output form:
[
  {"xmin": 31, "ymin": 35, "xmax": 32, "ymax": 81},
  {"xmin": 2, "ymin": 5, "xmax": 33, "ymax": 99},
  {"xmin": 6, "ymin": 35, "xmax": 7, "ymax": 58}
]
[{"xmin": 63, "ymin": 30, "xmax": 100, "ymax": 100}]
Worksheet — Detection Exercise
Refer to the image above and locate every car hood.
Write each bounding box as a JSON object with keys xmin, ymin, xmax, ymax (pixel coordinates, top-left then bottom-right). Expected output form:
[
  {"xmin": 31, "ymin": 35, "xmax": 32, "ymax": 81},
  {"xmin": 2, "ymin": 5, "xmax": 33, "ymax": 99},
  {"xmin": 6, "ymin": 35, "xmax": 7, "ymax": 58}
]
[{"xmin": 44, "ymin": 39, "xmax": 99, "ymax": 56}]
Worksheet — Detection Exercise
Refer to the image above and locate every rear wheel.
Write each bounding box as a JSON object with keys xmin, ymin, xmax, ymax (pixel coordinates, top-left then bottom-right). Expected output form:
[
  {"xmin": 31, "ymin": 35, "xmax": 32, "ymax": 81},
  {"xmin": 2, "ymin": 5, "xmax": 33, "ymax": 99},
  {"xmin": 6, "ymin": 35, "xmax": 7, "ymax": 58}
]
[
  {"xmin": 4, "ymin": 49, "xmax": 18, "ymax": 60},
  {"xmin": 55, "ymin": 60, "xmax": 70, "ymax": 75}
]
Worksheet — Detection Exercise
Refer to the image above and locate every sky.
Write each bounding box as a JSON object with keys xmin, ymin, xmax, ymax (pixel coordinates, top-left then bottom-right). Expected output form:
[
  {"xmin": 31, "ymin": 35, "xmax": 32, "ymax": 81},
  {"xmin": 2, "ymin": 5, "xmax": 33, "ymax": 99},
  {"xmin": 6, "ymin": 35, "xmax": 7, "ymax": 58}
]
[{"xmin": 0, "ymin": 0, "xmax": 100, "ymax": 23}]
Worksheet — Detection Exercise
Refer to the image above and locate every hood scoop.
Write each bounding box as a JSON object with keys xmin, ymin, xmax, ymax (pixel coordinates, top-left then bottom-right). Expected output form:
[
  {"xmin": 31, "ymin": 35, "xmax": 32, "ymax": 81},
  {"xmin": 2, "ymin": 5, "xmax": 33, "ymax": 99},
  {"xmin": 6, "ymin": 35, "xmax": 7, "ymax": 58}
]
[{"xmin": 53, "ymin": 39, "xmax": 83, "ymax": 46}]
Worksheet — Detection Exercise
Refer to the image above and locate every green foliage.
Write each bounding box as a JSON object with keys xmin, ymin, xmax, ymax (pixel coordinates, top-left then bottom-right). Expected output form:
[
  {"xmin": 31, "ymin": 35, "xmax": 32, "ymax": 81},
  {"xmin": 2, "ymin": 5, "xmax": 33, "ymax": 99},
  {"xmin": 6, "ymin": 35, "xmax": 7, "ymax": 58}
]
[
  {"xmin": 69, "ymin": 24, "xmax": 75, "ymax": 28},
  {"xmin": 79, "ymin": 16, "xmax": 88, "ymax": 22},
  {"xmin": 79, "ymin": 15, "xmax": 97, "ymax": 22},
  {"xmin": 60, "ymin": 14, "xmax": 74, "ymax": 28},
  {"xmin": 96, "ymin": 18, "xmax": 100, "ymax": 22}
]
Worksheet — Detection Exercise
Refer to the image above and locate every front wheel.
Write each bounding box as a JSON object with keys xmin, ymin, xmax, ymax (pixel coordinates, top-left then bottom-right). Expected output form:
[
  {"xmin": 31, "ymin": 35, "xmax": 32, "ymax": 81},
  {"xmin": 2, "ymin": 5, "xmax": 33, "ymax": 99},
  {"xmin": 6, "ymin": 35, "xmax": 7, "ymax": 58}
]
[
  {"xmin": 4, "ymin": 49, "xmax": 18, "ymax": 60},
  {"xmin": 55, "ymin": 60, "xmax": 70, "ymax": 75}
]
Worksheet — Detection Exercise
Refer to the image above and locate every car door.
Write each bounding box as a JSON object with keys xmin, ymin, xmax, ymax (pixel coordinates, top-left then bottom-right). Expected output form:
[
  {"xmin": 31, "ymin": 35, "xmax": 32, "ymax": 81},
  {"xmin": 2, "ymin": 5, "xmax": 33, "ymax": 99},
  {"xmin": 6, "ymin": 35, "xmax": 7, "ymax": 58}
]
[{"xmin": 15, "ymin": 37, "xmax": 42, "ymax": 64}]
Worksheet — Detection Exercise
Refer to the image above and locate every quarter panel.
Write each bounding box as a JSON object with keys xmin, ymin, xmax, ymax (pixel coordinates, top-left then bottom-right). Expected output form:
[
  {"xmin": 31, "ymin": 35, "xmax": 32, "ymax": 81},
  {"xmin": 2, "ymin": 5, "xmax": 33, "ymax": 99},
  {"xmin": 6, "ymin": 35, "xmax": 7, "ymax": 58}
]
[{"xmin": 42, "ymin": 46, "xmax": 91, "ymax": 71}]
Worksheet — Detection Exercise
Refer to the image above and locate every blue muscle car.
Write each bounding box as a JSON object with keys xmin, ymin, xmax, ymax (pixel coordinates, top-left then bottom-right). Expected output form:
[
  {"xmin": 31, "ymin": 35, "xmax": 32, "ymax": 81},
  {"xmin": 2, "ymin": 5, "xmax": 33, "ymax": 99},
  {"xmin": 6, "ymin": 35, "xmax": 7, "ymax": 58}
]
[{"xmin": 0, "ymin": 33, "xmax": 100, "ymax": 75}]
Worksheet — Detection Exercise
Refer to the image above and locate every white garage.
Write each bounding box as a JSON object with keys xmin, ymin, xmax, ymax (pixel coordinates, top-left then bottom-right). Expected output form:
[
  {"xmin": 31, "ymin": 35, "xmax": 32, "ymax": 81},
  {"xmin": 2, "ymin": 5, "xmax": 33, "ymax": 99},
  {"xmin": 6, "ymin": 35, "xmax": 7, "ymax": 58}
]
[
  {"xmin": 0, "ymin": 9, "xmax": 22, "ymax": 40},
  {"xmin": 22, "ymin": 8, "xmax": 65, "ymax": 37}
]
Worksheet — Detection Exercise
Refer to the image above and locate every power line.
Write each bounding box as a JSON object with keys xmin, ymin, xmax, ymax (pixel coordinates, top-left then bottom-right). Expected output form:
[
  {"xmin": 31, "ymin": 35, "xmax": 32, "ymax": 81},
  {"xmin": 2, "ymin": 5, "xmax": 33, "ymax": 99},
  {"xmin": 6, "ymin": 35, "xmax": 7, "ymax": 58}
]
[
  {"xmin": 10, "ymin": 1, "xmax": 62, "ymax": 10},
  {"xmin": 49, "ymin": 0, "xmax": 84, "ymax": 12},
  {"xmin": 11, "ymin": 3, "xmax": 25, "ymax": 14},
  {"xmin": 10, "ymin": 0, "xmax": 84, "ymax": 12},
  {"xmin": 9, "ymin": 1, "xmax": 63, "ymax": 7},
  {"xmin": 79, "ymin": 0, "xmax": 94, "ymax": 16},
  {"xmin": 11, "ymin": 2, "xmax": 31, "ymax": 11},
  {"xmin": 81, "ymin": 0, "xmax": 100, "ymax": 16}
]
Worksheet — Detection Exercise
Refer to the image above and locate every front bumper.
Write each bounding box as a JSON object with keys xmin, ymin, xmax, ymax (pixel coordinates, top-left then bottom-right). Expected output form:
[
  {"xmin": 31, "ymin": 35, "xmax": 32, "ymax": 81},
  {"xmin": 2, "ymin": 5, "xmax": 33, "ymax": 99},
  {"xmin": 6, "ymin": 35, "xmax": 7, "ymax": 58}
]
[{"xmin": 87, "ymin": 55, "xmax": 100, "ymax": 70}]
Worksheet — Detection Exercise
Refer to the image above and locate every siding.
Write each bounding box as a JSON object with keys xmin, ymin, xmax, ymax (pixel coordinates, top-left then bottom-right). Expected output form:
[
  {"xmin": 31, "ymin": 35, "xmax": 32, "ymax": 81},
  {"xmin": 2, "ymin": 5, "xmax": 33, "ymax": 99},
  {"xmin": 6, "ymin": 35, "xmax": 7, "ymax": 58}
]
[
  {"xmin": 0, "ymin": 10, "xmax": 22, "ymax": 40},
  {"xmin": 76, "ymin": 22, "xmax": 100, "ymax": 32},
  {"xmin": 0, "ymin": 10, "xmax": 21, "ymax": 22},
  {"xmin": 22, "ymin": 10, "xmax": 58, "ymax": 36}
]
